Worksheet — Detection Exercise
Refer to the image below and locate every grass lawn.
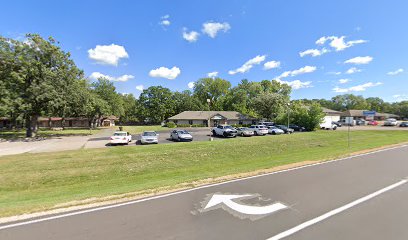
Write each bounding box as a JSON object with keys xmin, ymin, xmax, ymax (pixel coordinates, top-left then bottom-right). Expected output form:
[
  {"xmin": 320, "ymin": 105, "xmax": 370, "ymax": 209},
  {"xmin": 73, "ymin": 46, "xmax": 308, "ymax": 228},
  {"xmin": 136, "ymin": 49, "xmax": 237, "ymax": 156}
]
[
  {"xmin": 0, "ymin": 130, "xmax": 408, "ymax": 217},
  {"xmin": 120, "ymin": 125, "xmax": 168, "ymax": 134},
  {"xmin": 0, "ymin": 128, "xmax": 101, "ymax": 140}
]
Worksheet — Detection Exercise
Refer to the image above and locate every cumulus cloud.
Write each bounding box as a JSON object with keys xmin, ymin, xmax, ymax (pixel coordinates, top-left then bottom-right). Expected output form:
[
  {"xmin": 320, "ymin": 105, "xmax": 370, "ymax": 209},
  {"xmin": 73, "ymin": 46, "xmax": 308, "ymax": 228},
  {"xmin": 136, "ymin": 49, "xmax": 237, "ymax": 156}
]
[
  {"xmin": 316, "ymin": 36, "xmax": 367, "ymax": 51},
  {"xmin": 202, "ymin": 22, "xmax": 231, "ymax": 38},
  {"xmin": 88, "ymin": 44, "xmax": 129, "ymax": 66},
  {"xmin": 344, "ymin": 56, "xmax": 373, "ymax": 65},
  {"xmin": 276, "ymin": 79, "xmax": 312, "ymax": 90},
  {"xmin": 188, "ymin": 81, "xmax": 195, "ymax": 89},
  {"xmin": 328, "ymin": 71, "xmax": 342, "ymax": 75},
  {"xmin": 333, "ymin": 82, "xmax": 382, "ymax": 93},
  {"xmin": 263, "ymin": 60, "xmax": 281, "ymax": 70},
  {"xmin": 277, "ymin": 66, "xmax": 317, "ymax": 79},
  {"xmin": 345, "ymin": 67, "xmax": 362, "ymax": 74},
  {"xmin": 207, "ymin": 71, "xmax": 218, "ymax": 78},
  {"xmin": 299, "ymin": 48, "xmax": 329, "ymax": 57},
  {"xmin": 338, "ymin": 78, "xmax": 350, "ymax": 84},
  {"xmin": 89, "ymin": 72, "xmax": 134, "ymax": 82},
  {"xmin": 149, "ymin": 66, "xmax": 181, "ymax": 80},
  {"xmin": 135, "ymin": 85, "xmax": 144, "ymax": 91},
  {"xmin": 387, "ymin": 68, "xmax": 404, "ymax": 75},
  {"xmin": 228, "ymin": 55, "xmax": 266, "ymax": 75},
  {"xmin": 160, "ymin": 15, "xmax": 171, "ymax": 26},
  {"xmin": 182, "ymin": 28, "xmax": 199, "ymax": 42}
]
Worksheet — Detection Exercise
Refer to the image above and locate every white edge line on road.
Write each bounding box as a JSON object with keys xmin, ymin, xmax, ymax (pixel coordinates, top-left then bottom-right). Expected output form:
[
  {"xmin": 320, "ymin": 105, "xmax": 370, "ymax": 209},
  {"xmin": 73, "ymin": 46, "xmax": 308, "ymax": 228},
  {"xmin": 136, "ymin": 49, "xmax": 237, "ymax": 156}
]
[
  {"xmin": 0, "ymin": 144, "xmax": 406, "ymax": 230},
  {"xmin": 266, "ymin": 179, "xmax": 408, "ymax": 240}
]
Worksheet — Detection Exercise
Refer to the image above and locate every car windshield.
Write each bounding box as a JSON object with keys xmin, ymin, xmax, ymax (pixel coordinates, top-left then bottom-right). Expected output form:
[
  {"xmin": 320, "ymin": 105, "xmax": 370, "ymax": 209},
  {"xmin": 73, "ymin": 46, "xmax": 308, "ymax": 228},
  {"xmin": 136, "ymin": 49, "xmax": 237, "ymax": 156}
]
[
  {"xmin": 224, "ymin": 126, "xmax": 234, "ymax": 129},
  {"xmin": 177, "ymin": 130, "xmax": 189, "ymax": 134},
  {"xmin": 142, "ymin": 132, "xmax": 156, "ymax": 136},
  {"xmin": 113, "ymin": 132, "xmax": 126, "ymax": 136}
]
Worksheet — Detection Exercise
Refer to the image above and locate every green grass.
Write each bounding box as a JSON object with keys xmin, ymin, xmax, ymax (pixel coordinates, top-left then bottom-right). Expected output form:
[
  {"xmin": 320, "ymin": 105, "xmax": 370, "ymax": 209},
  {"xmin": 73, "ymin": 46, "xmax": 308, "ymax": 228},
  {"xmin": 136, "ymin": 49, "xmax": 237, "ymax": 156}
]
[
  {"xmin": 120, "ymin": 125, "xmax": 168, "ymax": 134},
  {"xmin": 0, "ymin": 128, "xmax": 101, "ymax": 140},
  {"xmin": 0, "ymin": 130, "xmax": 407, "ymax": 217}
]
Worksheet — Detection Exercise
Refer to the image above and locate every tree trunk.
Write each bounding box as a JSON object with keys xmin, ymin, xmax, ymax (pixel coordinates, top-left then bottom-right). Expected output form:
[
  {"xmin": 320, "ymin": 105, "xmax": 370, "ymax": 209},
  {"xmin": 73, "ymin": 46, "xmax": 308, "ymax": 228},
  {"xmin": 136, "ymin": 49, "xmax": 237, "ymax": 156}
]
[
  {"xmin": 61, "ymin": 117, "xmax": 65, "ymax": 130},
  {"xmin": 48, "ymin": 117, "xmax": 52, "ymax": 129},
  {"xmin": 25, "ymin": 114, "xmax": 38, "ymax": 137}
]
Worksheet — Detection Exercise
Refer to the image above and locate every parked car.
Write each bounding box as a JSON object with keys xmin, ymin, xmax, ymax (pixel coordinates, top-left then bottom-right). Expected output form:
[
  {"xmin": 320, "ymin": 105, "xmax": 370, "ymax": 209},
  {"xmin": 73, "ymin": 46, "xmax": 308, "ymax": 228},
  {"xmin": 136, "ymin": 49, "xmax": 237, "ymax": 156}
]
[
  {"xmin": 399, "ymin": 122, "xmax": 408, "ymax": 127},
  {"xmin": 355, "ymin": 119, "xmax": 366, "ymax": 125},
  {"xmin": 332, "ymin": 121, "xmax": 342, "ymax": 127},
  {"xmin": 320, "ymin": 117, "xmax": 338, "ymax": 130},
  {"xmin": 212, "ymin": 125, "xmax": 238, "ymax": 137},
  {"xmin": 110, "ymin": 131, "xmax": 132, "ymax": 145},
  {"xmin": 170, "ymin": 129, "xmax": 193, "ymax": 141},
  {"xmin": 249, "ymin": 125, "xmax": 269, "ymax": 136},
  {"xmin": 259, "ymin": 121, "xmax": 275, "ymax": 127},
  {"xmin": 276, "ymin": 125, "xmax": 295, "ymax": 134},
  {"xmin": 384, "ymin": 118, "xmax": 398, "ymax": 126},
  {"xmin": 236, "ymin": 127, "xmax": 254, "ymax": 137},
  {"xmin": 367, "ymin": 120, "xmax": 379, "ymax": 126},
  {"xmin": 268, "ymin": 126, "xmax": 284, "ymax": 135},
  {"xmin": 289, "ymin": 124, "xmax": 306, "ymax": 132},
  {"xmin": 140, "ymin": 131, "xmax": 159, "ymax": 144}
]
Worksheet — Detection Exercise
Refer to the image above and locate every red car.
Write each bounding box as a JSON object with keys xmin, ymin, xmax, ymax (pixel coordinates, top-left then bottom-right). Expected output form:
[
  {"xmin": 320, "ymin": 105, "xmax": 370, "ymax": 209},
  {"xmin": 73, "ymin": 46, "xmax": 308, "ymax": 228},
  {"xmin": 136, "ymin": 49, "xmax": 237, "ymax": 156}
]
[{"xmin": 367, "ymin": 120, "xmax": 379, "ymax": 125}]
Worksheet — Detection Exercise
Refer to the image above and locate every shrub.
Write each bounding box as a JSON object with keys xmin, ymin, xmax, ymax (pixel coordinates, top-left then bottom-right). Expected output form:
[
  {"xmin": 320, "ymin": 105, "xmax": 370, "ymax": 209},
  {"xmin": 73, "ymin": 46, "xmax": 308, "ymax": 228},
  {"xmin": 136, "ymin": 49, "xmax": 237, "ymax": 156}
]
[
  {"xmin": 166, "ymin": 122, "xmax": 176, "ymax": 128},
  {"xmin": 177, "ymin": 124, "xmax": 191, "ymax": 128}
]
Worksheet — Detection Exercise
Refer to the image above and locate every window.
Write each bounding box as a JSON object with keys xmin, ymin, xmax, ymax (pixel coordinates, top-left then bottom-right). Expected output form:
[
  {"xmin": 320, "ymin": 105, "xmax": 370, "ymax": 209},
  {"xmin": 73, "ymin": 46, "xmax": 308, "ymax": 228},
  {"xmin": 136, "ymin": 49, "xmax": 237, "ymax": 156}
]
[
  {"xmin": 188, "ymin": 120, "xmax": 193, "ymax": 125},
  {"xmin": 174, "ymin": 120, "xmax": 178, "ymax": 124},
  {"xmin": 239, "ymin": 120, "xmax": 243, "ymax": 125}
]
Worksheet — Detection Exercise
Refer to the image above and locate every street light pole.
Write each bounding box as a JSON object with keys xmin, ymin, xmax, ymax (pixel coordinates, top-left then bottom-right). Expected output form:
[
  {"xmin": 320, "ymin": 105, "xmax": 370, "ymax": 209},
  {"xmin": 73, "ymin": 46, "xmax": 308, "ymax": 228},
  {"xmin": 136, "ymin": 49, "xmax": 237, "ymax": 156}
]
[{"xmin": 287, "ymin": 103, "xmax": 291, "ymax": 128}]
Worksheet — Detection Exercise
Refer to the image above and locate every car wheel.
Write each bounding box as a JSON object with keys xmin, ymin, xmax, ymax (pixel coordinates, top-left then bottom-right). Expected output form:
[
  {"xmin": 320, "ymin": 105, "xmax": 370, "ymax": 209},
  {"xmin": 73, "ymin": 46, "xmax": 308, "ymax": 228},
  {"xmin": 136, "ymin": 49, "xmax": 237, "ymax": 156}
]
[
  {"xmin": 223, "ymin": 132, "xmax": 228, "ymax": 138},
  {"xmin": 212, "ymin": 130, "xmax": 216, "ymax": 136},
  {"xmin": 241, "ymin": 133, "xmax": 244, "ymax": 137},
  {"xmin": 333, "ymin": 126, "xmax": 337, "ymax": 130},
  {"xmin": 254, "ymin": 131, "xmax": 258, "ymax": 136},
  {"xmin": 272, "ymin": 131, "xmax": 276, "ymax": 135}
]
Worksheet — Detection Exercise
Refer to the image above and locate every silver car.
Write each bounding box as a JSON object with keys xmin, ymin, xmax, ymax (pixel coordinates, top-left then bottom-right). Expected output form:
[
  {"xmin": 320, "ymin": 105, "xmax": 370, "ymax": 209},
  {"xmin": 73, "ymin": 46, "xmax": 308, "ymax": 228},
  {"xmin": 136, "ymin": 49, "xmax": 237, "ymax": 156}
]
[
  {"xmin": 236, "ymin": 127, "xmax": 254, "ymax": 137},
  {"xmin": 140, "ymin": 131, "xmax": 159, "ymax": 144},
  {"xmin": 170, "ymin": 129, "xmax": 193, "ymax": 142}
]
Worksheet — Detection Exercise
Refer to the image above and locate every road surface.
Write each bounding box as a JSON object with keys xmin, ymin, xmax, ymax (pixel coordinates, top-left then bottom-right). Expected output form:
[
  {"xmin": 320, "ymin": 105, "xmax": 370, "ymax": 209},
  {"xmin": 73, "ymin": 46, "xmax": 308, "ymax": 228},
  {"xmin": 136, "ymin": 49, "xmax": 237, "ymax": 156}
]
[{"xmin": 1, "ymin": 145, "xmax": 408, "ymax": 240}]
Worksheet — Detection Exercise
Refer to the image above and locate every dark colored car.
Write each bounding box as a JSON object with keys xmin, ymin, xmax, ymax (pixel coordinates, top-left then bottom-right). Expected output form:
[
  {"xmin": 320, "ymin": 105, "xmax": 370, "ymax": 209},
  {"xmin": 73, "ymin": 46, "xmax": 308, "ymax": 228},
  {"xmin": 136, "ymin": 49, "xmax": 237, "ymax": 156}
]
[
  {"xmin": 276, "ymin": 125, "xmax": 295, "ymax": 134},
  {"xmin": 355, "ymin": 119, "xmax": 366, "ymax": 125},
  {"xmin": 332, "ymin": 121, "xmax": 342, "ymax": 127},
  {"xmin": 289, "ymin": 124, "xmax": 306, "ymax": 132},
  {"xmin": 399, "ymin": 122, "xmax": 408, "ymax": 127}
]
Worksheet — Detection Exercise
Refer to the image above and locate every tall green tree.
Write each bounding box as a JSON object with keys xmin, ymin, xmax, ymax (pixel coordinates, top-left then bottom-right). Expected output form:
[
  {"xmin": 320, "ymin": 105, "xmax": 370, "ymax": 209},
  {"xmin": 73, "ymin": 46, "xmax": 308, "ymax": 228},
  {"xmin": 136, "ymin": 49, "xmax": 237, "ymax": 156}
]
[
  {"xmin": 138, "ymin": 86, "xmax": 175, "ymax": 124},
  {"xmin": 193, "ymin": 77, "xmax": 231, "ymax": 110}
]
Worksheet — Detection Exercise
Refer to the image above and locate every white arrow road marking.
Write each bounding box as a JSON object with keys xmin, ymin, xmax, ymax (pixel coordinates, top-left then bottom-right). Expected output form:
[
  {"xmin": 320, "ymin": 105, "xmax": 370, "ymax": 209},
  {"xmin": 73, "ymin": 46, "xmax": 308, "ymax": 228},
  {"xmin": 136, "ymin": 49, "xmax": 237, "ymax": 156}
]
[{"xmin": 204, "ymin": 194, "xmax": 288, "ymax": 215}]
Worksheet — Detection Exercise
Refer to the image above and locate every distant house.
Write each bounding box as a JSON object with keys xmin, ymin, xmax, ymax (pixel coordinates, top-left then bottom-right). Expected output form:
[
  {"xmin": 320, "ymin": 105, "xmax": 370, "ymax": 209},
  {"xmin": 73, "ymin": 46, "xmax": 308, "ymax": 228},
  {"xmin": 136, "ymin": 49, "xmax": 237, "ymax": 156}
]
[
  {"xmin": 341, "ymin": 110, "xmax": 399, "ymax": 121},
  {"xmin": 0, "ymin": 116, "xmax": 118, "ymax": 129},
  {"xmin": 322, "ymin": 107, "xmax": 342, "ymax": 122},
  {"xmin": 168, "ymin": 111, "xmax": 258, "ymax": 127}
]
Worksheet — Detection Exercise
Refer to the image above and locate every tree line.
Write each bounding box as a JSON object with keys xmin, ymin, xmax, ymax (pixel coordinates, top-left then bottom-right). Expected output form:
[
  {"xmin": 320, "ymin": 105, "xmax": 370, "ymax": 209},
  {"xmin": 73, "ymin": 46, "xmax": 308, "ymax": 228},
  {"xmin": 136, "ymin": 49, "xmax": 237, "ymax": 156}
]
[{"xmin": 1, "ymin": 34, "xmax": 407, "ymax": 137}]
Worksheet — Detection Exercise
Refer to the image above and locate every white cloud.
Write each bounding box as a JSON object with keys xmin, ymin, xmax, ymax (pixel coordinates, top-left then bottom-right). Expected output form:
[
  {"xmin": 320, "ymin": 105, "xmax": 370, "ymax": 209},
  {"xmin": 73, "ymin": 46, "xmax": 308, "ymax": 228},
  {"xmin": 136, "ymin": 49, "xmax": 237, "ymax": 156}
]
[
  {"xmin": 228, "ymin": 55, "xmax": 266, "ymax": 75},
  {"xmin": 393, "ymin": 94, "xmax": 408, "ymax": 101},
  {"xmin": 135, "ymin": 85, "xmax": 144, "ymax": 91},
  {"xmin": 263, "ymin": 60, "xmax": 281, "ymax": 70},
  {"xmin": 328, "ymin": 71, "xmax": 342, "ymax": 75},
  {"xmin": 160, "ymin": 15, "xmax": 171, "ymax": 26},
  {"xmin": 89, "ymin": 72, "xmax": 134, "ymax": 82},
  {"xmin": 202, "ymin": 22, "xmax": 231, "ymax": 38},
  {"xmin": 387, "ymin": 68, "xmax": 404, "ymax": 76},
  {"xmin": 182, "ymin": 28, "xmax": 199, "ymax": 42},
  {"xmin": 299, "ymin": 48, "xmax": 329, "ymax": 57},
  {"xmin": 276, "ymin": 79, "xmax": 312, "ymax": 90},
  {"xmin": 207, "ymin": 71, "xmax": 218, "ymax": 78},
  {"xmin": 149, "ymin": 66, "xmax": 181, "ymax": 80},
  {"xmin": 188, "ymin": 81, "xmax": 195, "ymax": 89},
  {"xmin": 333, "ymin": 82, "xmax": 382, "ymax": 93},
  {"xmin": 345, "ymin": 67, "xmax": 362, "ymax": 74},
  {"xmin": 344, "ymin": 56, "xmax": 373, "ymax": 65},
  {"xmin": 277, "ymin": 66, "xmax": 317, "ymax": 79},
  {"xmin": 316, "ymin": 36, "xmax": 367, "ymax": 51},
  {"xmin": 88, "ymin": 44, "xmax": 129, "ymax": 66},
  {"xmin": 338, "ymin": 78, "xmax": 350, "ymax": 84}
]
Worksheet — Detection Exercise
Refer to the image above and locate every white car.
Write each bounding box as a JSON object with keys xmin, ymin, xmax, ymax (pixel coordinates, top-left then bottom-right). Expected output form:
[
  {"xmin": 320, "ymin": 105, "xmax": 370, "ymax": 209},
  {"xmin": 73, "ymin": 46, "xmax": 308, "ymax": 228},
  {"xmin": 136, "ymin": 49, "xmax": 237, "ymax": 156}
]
[
  {"xmin": 384, "ymin": 118, "xmax": 398, "ymax": 126},
  {"xmin": 141, "ymin": 131, "xmax": 159, "ymax": 144},
  {"xmin": 268, "ymin": 126, "xmax": 284, "ymax": 135},
  {"xmin": 170, "ymin": 129, "xmax": 193, "ymax": 141},
  {"xmin": 212, "ymin": 125, "xmax": 238, "ymax": 137},
  {"xmin": 110, "ymin": 131, "xmax": 132, "ymax": 145},
  {"xmin": 249, "ymin": 125, "xmax": 269, "ymax": 136}
]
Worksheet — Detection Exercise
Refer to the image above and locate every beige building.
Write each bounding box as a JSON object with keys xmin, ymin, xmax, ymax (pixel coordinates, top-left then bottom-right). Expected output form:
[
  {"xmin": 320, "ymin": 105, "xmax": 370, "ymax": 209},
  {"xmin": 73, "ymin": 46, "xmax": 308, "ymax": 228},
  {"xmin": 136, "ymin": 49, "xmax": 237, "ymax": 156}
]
[{"xmin": 168, "ymin": 111, "xmax": 258, "ymax": 127}]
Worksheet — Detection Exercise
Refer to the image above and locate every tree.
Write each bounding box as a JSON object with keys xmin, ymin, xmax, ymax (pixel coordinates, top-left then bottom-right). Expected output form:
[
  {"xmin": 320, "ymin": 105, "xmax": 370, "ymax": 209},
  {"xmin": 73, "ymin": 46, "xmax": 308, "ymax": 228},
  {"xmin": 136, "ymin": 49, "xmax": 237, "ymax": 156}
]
[
  {"xmin": 366, "ymin": 97, "xmax": 391, "ymax": 113},
  {"xmin": 193, "ymin": 77, "xmax": 231, "ymax": 110},
  {"xmin": 172, "ymin": 90, "xmax": 205, "ymax": 114},
  {"xmin": 251, "ymin": 92, "xmax": 288, "ymax": 120},
  {"xmin": 92, "ymin": 78, "xmax": 125, "ymax": 120},
  {"xmin": 331, "ymin": 94, "xmax": 368, "ymax": 111},
  {"xmin": 120, "ymin": 93, "xmax": 140, "ymax": 124},
  {"xmin": 138, "ymin": 86, "xmax": 175, "ymax": 124},
  {"xmin": 0, "ymin": 34, "xmax": 84, "ymax": 137}
]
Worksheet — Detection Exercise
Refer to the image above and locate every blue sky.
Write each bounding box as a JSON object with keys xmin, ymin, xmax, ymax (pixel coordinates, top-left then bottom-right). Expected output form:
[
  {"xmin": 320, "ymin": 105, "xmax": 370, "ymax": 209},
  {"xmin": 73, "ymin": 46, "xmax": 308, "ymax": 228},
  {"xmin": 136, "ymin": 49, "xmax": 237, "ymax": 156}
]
[{"xmin": 1, "ymin": 0, "xmax": 407, "ymax": 102}]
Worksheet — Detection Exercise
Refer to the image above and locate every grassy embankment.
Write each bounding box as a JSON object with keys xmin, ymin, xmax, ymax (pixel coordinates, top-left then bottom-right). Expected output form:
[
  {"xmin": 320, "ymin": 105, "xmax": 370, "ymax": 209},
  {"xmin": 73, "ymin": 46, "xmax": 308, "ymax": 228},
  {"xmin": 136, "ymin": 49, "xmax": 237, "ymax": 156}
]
[{"xmin": 0, "ymin": 130, "xmax": 407, "ymax": 217}]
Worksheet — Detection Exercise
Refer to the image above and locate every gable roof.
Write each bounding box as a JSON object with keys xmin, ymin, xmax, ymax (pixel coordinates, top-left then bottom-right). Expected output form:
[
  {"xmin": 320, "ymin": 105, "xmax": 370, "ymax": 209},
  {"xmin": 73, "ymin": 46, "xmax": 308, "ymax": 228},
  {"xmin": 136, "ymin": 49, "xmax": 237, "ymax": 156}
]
[{"xmin": 168, "ymin": 111, "xmax": 257, "ymax": 120}]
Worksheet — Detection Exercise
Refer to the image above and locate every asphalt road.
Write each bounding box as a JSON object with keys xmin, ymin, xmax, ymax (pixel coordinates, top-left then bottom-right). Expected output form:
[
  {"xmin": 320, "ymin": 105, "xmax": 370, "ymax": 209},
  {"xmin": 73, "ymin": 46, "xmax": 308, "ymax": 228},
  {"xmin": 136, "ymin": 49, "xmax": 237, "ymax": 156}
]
[{"xmin": 1, "ymin": 145, "xmax": 408, "ymax": 240}]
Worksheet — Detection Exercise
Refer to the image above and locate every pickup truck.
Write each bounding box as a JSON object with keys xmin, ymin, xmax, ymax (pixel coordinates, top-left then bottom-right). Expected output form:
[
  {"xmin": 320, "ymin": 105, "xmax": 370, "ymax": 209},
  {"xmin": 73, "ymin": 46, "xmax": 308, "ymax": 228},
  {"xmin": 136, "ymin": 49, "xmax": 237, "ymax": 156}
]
[{"xmin": 212, "ymin": 125, "xmax": 238, "ymax": 137}]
